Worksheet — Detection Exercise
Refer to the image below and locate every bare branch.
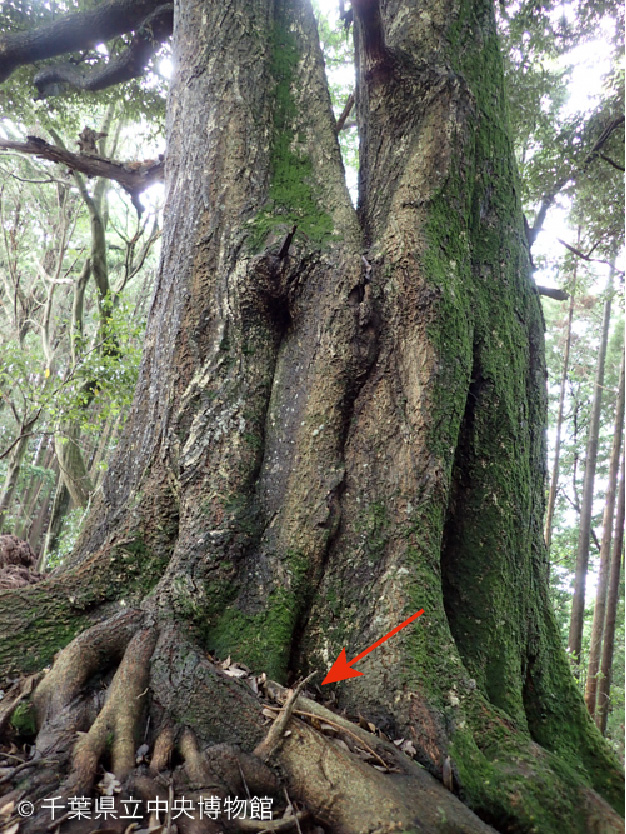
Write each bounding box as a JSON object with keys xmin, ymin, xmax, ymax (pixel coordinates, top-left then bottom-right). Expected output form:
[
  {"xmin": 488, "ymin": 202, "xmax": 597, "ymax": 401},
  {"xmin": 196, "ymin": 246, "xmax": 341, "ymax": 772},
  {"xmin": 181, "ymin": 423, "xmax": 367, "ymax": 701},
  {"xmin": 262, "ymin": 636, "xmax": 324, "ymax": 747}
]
[
  {"xmin": 335, "ymin": 92, "xmax": 355, "ymax": 135},
  {"xmin": 0, "ymin": 412, "xmax": 42, "ymax": 462},
  {"xmin": 254, "ymin": 673, "xmax": 317, "ymax": 763},
  {"xmin": 536, "ymin": 286, "xmax": 569, "ymax": 301},
  {"xmin": 0, "ymin": 168, "xmax": 56, "ymax": 185},
  {"xmin": 596, "ymin": 153, "xmax": 625, "ymax": 173},
  {"xmin": 0, "ymin": 136, "xmax": 163, "ymax": 213},
  {"xmin": 584, "ymin": 115, "xmax": 625, "ymax": 168},
  {"xmin": 558, "ymin": 238, "xmax": 625, "ymax": 275}
]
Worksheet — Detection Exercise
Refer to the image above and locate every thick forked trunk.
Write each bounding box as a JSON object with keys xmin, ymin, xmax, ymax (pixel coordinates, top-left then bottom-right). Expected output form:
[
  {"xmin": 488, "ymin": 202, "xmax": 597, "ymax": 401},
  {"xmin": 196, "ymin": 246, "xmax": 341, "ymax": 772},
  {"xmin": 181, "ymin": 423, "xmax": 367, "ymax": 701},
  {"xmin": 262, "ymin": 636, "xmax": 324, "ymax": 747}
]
[{"xmin": 0, "ymin": 0, "xmax": 623, "ymax": 832}]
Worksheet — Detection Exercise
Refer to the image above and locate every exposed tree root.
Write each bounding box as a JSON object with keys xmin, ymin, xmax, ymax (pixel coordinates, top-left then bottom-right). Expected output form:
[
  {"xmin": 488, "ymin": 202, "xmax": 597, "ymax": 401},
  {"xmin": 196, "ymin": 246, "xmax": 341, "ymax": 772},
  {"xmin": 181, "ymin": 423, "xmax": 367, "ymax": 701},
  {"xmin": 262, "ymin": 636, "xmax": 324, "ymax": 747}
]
[
  {"xmin": 265, "ymin": 686, "xmax": 495, "ymax": 834},
  {"xmin": 2, "ymin": 617, "xmax": 623, "ymax": 834},
  {"xmin": 150, "ymin": 723, "xmax": 176, "ymax": 775},
  {"xmin": 235, "ymin": 810, "xmax": 308, "ymax": 832},
  {"xmin": 68, "ymin": 625, "xmax": 157, "ymax": 794},
  {"xmin": 33, "ymin": 610, "xmax": 144, "ymax": 729},
  {"xmin": 179, "ymin": 728, "xmax": 211, "ymax": 786},
  {"xmin": 29, "ymin": 609, "xmax": 145, "ymax": 778}
]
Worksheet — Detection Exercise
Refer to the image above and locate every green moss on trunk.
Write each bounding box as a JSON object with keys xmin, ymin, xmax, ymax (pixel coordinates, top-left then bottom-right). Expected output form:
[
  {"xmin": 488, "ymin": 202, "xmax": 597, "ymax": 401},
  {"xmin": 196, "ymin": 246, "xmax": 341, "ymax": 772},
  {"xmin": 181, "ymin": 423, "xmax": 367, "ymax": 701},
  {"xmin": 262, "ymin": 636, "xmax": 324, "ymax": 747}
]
[{"xmin": 250, "ymin": 7, "xmax": 334, "ymax": 251}]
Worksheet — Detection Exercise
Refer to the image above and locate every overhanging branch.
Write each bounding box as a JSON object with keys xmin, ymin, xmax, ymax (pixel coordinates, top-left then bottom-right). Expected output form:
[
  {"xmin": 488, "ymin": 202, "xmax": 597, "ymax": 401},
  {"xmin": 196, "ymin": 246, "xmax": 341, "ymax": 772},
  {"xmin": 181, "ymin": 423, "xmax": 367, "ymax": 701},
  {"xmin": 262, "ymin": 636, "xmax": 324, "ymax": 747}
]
[
  {"xmin": 536, "ymin": 286, "xmax": 569, "ymax": 301},
  {"xmin": 584, "ymin": 115, "xmax": 625, "ymax": 169},
  {"xmin": 0, "ymin": 0, "xmax": 167, "ymax": 85},
  {"xmin": 558, "ymin": 238, "xmax": 624, "ymax": 276},
  {"xmin": 33, "ymin": 5, "xmax": 173, "ymax": 97}
]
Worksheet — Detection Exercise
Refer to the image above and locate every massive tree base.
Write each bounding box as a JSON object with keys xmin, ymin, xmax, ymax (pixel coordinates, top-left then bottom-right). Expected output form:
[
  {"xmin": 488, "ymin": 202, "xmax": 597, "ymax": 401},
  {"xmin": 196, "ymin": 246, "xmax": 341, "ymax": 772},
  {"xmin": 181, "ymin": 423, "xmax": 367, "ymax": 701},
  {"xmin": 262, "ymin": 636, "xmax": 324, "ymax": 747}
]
[
  {"xmin": 2, "ymin": 609, "xmax": 499, "ymax": 834},
  {"xmin": 0, "ymin": 590, "xmax": 623, "ymax": 834}
]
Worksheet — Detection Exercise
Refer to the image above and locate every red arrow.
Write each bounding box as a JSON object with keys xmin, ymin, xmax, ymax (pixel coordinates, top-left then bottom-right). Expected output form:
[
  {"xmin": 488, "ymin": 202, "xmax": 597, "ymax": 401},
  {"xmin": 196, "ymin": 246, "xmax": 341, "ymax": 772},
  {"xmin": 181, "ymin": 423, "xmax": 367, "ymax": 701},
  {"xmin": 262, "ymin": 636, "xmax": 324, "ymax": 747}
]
[{"xmin": 322, "ymin": 609, "xmax": 425, "ymax": 685}]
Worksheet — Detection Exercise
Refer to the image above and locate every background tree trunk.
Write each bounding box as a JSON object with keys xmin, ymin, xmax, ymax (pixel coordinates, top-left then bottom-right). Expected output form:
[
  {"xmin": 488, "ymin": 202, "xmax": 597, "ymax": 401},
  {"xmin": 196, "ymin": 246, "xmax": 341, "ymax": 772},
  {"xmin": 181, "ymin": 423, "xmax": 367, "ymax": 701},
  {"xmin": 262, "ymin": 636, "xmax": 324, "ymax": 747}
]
[
  {"xmin": 585, "ymin": 350, "xmax": 625, "ymax": 714},
  {"xmin": 568, "ymin": 259, "xmax": 614, "ymax": 667},
  {"xmin": 0, "ymin": 434, "xmax": 28, "ymax": 531},
  {"xmin": 544, "ymin": 247, "xmax": 578, "ymax": 563},
  {"xmin": 596, "ymin": 446, "xmax": 625, "ymax": 735},
  {"xmin": 39, "ymin": 476, "xmax": 70, "ymax": 569},
  {"xmin": 16, "ymin": 434, "xmax": 52, "ymax": 541}
]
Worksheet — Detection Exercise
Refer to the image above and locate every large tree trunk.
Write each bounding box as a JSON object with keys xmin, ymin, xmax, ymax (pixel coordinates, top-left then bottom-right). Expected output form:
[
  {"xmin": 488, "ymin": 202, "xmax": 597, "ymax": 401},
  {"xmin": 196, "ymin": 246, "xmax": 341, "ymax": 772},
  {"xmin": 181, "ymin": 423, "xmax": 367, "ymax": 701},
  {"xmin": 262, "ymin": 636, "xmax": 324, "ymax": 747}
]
[{"xmin": 0, "ymin": 0, "xmax": 623, "ymax": 832}]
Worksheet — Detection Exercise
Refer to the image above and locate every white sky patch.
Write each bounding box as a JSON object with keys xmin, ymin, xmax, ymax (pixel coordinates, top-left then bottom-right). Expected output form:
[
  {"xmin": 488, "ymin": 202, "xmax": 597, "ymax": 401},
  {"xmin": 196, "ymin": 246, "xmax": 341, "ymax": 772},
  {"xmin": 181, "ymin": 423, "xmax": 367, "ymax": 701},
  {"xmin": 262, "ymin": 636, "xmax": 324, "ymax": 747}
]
[
  {"xmin": 559, "ymin": 37, "xmax": 614, "ymax": 118},
  {"xmin": 315, "ymin": 0, "xmax": 340, "ymax": 24},
  {"xmin": 159, "ymin": 57, "xmax": 173, "ymax": 80}
]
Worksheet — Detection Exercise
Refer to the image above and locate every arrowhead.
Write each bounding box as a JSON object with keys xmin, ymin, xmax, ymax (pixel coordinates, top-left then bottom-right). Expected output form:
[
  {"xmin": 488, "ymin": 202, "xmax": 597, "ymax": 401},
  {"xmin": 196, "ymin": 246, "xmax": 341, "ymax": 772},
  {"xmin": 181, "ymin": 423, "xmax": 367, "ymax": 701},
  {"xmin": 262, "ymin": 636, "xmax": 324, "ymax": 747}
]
[{"xmin": 322, "ymin": 648, "xmax": 364, "ymax": 685}]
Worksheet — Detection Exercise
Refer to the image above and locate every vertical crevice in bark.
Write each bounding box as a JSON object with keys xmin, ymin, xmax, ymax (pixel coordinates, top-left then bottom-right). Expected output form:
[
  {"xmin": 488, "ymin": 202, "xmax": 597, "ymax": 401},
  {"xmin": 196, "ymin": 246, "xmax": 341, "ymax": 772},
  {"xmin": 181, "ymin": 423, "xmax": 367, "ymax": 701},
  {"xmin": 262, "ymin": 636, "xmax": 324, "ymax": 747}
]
[
  {"xmin": 440, "ymin": 346, "xmax": 482, "ymax": 644},
  {"xmin": 285, "ymin": 294, "xmax": 381, "ymax": 680}
]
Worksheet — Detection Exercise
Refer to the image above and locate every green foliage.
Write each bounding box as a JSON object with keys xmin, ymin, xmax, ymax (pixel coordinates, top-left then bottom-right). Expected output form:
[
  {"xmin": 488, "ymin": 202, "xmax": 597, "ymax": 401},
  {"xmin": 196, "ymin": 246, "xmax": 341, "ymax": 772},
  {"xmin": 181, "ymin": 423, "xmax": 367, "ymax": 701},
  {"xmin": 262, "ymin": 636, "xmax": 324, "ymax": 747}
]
[
  {"xmin": 0, "ymin": 57, "xmax": 162, "ymax": 554},
  {"xmin": 0, "ymin": 295, "xmax": 144, "ymax": 439},
  {"xmin": 0, "ymin": 0, "xmax": 167, "ymax": 132},
  {"xmin": 495, "ymin": 0, "xmax": 625, "ymax": 754},
  {"xmin": 10, "ymin": 702, "xmax": 36, "ymax": 736},
  {"xmin": 499, "ymin": 0, "xmax": 624, "ymax": 254},
  {"xmin": 52, "ymin": 297, "xmax": 144, "ymax": 429}
]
